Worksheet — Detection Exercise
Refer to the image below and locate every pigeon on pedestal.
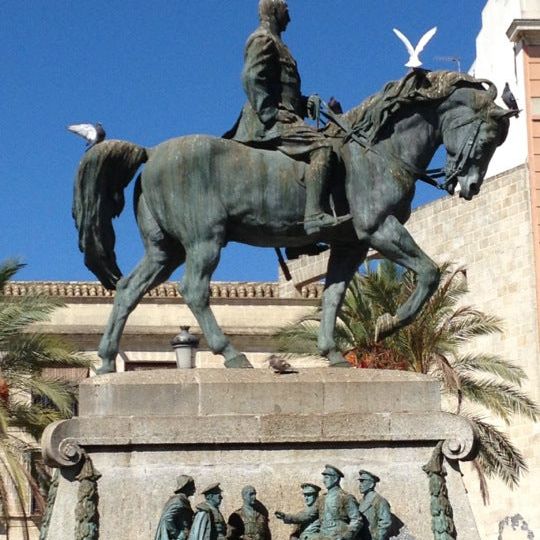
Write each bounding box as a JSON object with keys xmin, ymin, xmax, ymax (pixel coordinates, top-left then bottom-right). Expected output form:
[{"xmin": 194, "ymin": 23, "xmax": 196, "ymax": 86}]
[
  {"xmin": 67, "ymin": 122, "xmax": 106, "ymax": 147},
  {"xmin": 268, "ymin": 355, "xmax": 298, "ymax": 374}
]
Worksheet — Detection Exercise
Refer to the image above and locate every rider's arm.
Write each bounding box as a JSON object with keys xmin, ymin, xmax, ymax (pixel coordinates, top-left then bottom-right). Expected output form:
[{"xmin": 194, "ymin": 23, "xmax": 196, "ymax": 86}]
[{"xmin": 242, "ymin": 33, "xmax": 280, "ymax": 125}]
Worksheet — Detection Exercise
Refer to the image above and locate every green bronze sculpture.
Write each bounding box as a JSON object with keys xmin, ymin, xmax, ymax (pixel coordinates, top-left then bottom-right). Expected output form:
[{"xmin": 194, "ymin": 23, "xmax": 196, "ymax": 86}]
[
  {"xmin": 188, "ymin": 483, "xmax": 227, "ymax": 540},
  {"xmin": 275, "ymin": 466, "xmax": 361, "ymax": 540},
  {"xmin": 227, "ymin": 485, "xmax": 271, "ymax": 540},
  {"xmin": 154, "ymin": 475, "xmax": 196, "ymax": 540},
  {"xmin": 225, "ymin": 0, "xmax": 348, "ymax": 235},
  {"xmin": 314, "ymin": 465, "xmax": 362, "ymax": 540},
  {"xmin": 72, "ymin": 1, "xmax": 513, "ymax": 374},
  {"xmin": 356, "ymin": 470, "xmax": 392, "ymax": 540},
  {"xmin": 275, "ymin": 483, "xmax": 321, "ymax": 540}
]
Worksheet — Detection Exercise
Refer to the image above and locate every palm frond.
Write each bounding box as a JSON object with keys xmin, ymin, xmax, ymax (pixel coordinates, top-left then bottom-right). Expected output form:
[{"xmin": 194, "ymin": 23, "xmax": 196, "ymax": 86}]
[
  {"xmin": 459, "ymin": 375, "xmax": 539, "ymax": 423},
  {"xmin": 452, "ymin": 353, "xmax": 526, "ymax": 386},
  {"xmin": 274, "ymin": 320, "xmax": 320, "ymax": 358},
  {"xmin": 0, "ymin": 260, "xmax": 25, "ymax": 289},
  {"xmin": 15, "ymin": 377, "xmax": 76, "ymax": 418},
  {"xmin": 1, "ymin": 333, "xmax": 91, "ymax": 373},
  {"xmin": 429, "ymin": 353, "xmax": 461, "ymax": 393},
  {"xmin": 0, "ymin": 298, "xmax": 62, "ymax": 345},
  {"xmin": 8, "ymin": 403, "xmax": 64, "ymax": 440},
  {"xmin": 0, "ymin": 405, "xmax": 10, "ymax": 438},
  {"xmin": 467, "ymin": 414, "xmax": 527, "ymax": 487},
  {"xmin": 442, "ymin": 309, "xmax": 503, "ymax": 342},
  {"xmin": 470, "ymin": 457, "xmax": 490, "ymax": 505}
]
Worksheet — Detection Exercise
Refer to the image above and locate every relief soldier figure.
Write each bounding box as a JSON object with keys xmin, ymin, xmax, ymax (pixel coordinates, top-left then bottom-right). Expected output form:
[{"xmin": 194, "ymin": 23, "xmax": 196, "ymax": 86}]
[
  {"xmin": 275, "ymin": 483, "xmax": 321, "ymax": 540},
  {"xmin": 315, "ymin": 465, "xmax": 363, "ymax": 540},
  {"xmin": 225, "ymin": 0, "xmax": 349, "ymax": 235},
  {"xmin": 154, "ymin": 475, "xmax": 196, "ymax": 540},
  {"xmin": 227, "ymin": 485, "xmax": 271, "ymax": 540},
  {"xmin": 356, "ymin": 471, "xmax": 392, "ymax": 540},
  {"xmin": 188, "ymin": 483, "xmax": 227, "ymax": 540}
]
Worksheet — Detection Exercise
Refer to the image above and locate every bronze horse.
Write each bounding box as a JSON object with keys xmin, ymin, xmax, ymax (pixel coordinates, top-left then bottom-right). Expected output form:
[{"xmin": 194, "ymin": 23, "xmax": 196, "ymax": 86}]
[{"xmin": 73, "ymin": 71, "xmax": 512, "ymax": 373}]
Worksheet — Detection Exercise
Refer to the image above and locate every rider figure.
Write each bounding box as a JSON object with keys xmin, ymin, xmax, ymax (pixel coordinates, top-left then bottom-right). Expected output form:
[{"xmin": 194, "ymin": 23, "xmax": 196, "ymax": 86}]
[{"xmin": 225, "ymin": 0, "xmax": 347, "ymax": 235}]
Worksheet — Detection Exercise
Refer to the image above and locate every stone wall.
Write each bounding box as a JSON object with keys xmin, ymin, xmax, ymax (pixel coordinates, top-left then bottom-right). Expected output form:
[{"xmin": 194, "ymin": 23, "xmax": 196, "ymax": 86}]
[{"xmin": 405, "ymin": 164, "xmax": 540, "ymax": 538}]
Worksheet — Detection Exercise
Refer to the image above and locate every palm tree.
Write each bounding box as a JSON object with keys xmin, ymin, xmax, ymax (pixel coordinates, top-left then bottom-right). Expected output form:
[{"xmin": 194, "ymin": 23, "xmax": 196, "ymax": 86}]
[
  {"xmin": 0, "ymin": 259, "xmax": 93, "ymax": 538},
  {"xmin": 274, "ymin": 260, "xmax": 539, "ymax": 503}
]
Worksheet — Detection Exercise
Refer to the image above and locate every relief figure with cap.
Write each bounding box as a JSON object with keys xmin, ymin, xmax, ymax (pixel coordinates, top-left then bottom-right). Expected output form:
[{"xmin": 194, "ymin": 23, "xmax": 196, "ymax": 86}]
[
  {"xmin": 188, "ymin": 483, "xmax": 227, "ymax": 540},
  {"xmin": 356, "ymin": 471, "xmax": 391, "ymax": 540},
  {"xmin": 275, "ymin": 483, "xmax": 321, "ymax": 540}
]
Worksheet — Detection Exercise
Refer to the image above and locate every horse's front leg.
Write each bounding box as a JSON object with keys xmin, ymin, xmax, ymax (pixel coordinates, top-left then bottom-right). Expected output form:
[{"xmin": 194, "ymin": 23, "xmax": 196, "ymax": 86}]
[
  {"xmin": 319, "ymin": 243, "xmax": 368, "ymax": 366},
  {"xmin": 368, "ymin": 215, "xmax": 440, "ymax": 341}
]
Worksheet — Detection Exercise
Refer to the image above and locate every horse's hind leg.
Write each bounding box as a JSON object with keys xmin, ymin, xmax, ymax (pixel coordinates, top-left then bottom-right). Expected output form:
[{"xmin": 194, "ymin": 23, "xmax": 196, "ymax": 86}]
[
  {"xmin": 318, "ymin": 243, "xmax": 368, "ymax": 366},
  {"xmin": 181, "ymin": 241, "xmax": 253, "ymax": 368},
  {"xmin": 97, "ymin": 199, "xmax": 184, "ymax": 374}
]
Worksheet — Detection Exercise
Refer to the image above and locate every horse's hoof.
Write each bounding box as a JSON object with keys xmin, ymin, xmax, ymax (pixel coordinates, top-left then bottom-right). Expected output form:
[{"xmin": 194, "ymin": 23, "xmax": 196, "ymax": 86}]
[
  {"xmin": 374, "ymin": 313, "xmax": 399, "ymax": 342},
  {"xmin": 95, "ymin": 361, "xmax": 115, "ymax": 375},
  {"xmin": 327, "ymin": 351, "xmax": 351, "ymax": 368},
  {"xmin": 224, "ymin": 354, "xmax": 254, "ymax": 368}
]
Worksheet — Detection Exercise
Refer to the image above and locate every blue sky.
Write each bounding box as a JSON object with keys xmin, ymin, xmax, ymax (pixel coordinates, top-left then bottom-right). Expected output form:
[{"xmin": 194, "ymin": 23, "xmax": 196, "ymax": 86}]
[{"xmin": 1, "ymin": 0, "xmax": 487, "ymax": 282}]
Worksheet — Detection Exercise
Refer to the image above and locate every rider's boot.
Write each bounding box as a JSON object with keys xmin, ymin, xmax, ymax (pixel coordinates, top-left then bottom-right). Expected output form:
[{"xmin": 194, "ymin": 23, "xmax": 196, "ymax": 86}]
[{"xmin": 303, "ymin": 148, "xmax": 351, "ymax": 235}]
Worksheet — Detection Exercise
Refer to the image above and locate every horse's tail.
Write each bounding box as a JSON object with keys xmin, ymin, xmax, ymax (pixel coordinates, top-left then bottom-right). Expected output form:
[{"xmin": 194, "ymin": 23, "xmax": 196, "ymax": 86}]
[{"xmin": 72, "ymin": 140, "xmax": 149, "ymax": 290}]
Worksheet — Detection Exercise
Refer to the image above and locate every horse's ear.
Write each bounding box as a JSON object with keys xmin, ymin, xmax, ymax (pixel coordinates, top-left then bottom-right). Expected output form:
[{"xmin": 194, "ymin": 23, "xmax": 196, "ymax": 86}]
[{"xmin": 490, "ymin": 107, "xmax": 519, "ymax": 120}]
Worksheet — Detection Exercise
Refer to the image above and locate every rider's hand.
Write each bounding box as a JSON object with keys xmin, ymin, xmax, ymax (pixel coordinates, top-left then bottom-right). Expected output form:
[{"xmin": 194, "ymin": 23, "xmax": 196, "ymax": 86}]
[
  {"xmin": 276, "ymin": 110, "xmax": 298, "ymax": 124},
  {"xmin": 306, "ymin": 94, "xmax": 322, "ymax": 120}
]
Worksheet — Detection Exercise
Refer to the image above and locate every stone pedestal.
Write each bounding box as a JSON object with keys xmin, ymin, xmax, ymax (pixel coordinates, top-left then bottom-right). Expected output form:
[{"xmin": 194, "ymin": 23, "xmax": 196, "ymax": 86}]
[{"xmin": 42, "ymin": 369, "xmax": 481, "ymax": 539}]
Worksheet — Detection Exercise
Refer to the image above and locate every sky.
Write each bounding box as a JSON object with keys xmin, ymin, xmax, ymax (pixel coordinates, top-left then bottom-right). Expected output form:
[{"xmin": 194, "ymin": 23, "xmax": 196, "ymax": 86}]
[{"xmin": 1, "ymin": 0, "xmax": 488, "ymax": 283}]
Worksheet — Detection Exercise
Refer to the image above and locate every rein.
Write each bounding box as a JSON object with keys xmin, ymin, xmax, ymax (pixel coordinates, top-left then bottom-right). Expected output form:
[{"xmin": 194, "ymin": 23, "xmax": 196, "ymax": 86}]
[{"xmin": 320, "ymin": 100, "xmax": 484, "ymax": 194}]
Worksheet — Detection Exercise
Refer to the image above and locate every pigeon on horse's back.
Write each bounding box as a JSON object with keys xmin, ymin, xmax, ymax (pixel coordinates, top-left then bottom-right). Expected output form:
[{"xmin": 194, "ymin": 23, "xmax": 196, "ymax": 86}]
[{"xmin": 67, "ymin": 122, "xmax": 106, "ymax": 148}]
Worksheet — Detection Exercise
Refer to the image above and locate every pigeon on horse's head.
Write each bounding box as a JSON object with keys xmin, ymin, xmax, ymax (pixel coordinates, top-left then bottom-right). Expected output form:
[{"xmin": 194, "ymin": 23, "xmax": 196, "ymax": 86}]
[
  {"xmin": 67, "ymin": 122, "xmax": 106, "ymax": 147},
  {"xmin": 502, "ymin": 83, "xmax": 520, "ymax": 118}
]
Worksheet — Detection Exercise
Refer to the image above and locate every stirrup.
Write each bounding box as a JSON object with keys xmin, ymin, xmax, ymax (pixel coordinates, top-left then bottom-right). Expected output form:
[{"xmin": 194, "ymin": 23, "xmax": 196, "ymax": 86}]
[{"xmin": 303, "ymin": 213, "xmax": 352, "ymax": 235}]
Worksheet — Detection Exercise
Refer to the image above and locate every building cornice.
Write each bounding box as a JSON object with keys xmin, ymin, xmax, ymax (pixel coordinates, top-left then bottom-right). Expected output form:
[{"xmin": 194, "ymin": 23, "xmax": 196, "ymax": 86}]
[{"xmin": 507, "ymin": 19, "xmax": 540, "ymax": 43}]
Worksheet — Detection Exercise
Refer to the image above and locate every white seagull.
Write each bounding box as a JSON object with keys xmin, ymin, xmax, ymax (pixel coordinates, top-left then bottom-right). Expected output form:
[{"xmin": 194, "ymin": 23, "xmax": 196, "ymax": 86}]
[
  {"xmin": 67, "ymin": 122, "xmax": 106, "ymax": 147},
  {"xmin": 392, "ymin": 26, "xmax": 437, "ymax": 69}
]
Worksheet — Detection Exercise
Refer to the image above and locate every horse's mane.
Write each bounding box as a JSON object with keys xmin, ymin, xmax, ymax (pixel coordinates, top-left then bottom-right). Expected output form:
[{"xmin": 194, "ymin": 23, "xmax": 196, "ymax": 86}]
[{"xmin": 330, "ymin": 70, "xmax": 497, "ymax": 144}]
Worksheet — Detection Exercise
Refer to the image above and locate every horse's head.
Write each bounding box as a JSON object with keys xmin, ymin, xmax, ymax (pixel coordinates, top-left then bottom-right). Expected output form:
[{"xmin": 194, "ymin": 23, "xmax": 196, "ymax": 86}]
[{"xmin": 440, "ymin": 83, "xmax": 515, "ymax": 200}]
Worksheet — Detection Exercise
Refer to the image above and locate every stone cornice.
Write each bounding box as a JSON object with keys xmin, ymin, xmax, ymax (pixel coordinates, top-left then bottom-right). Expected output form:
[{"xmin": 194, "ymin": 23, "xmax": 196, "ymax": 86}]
[
  {"xmin": 3, "ymin": 281, "xmax": 323, "ymax": 300},
  {"xmin": 507, "ymin": 19, "xmax": 540, "ymax": 43}
]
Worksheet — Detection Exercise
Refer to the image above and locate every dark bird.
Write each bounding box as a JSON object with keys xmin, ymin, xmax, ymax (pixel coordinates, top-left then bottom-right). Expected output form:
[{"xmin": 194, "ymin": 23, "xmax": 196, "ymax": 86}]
[
  {"xmin": 502, "ymin": 83, "xmax": 520, "ymax": 117},
  {"xmin": 327, "ymin": 97, "xmax": 343, "ymax": 114},
  {"xmin": 268, "ymin": 355, "xmax": 298, "ymax": 374},
  {"xmin": 67, "ymin": 122, "xmax": 106, "ymax": 147}
]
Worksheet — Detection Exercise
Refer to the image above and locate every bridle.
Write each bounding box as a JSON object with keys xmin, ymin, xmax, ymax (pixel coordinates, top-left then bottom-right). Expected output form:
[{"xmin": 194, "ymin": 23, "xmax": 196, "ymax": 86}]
[
  {"xmin": 319, "ymin": 100, "xmax": 486, "ymax": 195},
  {"xmin": 440, "ymin": 115, "xmax": 484, "ymax": 190}
]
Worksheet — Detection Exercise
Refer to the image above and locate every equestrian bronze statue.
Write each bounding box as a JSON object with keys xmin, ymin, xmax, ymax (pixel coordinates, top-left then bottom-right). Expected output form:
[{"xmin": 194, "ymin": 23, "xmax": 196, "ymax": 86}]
[{"xmin": 72, "ymin": 64, "xmax": 512, "ymax": 373}]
